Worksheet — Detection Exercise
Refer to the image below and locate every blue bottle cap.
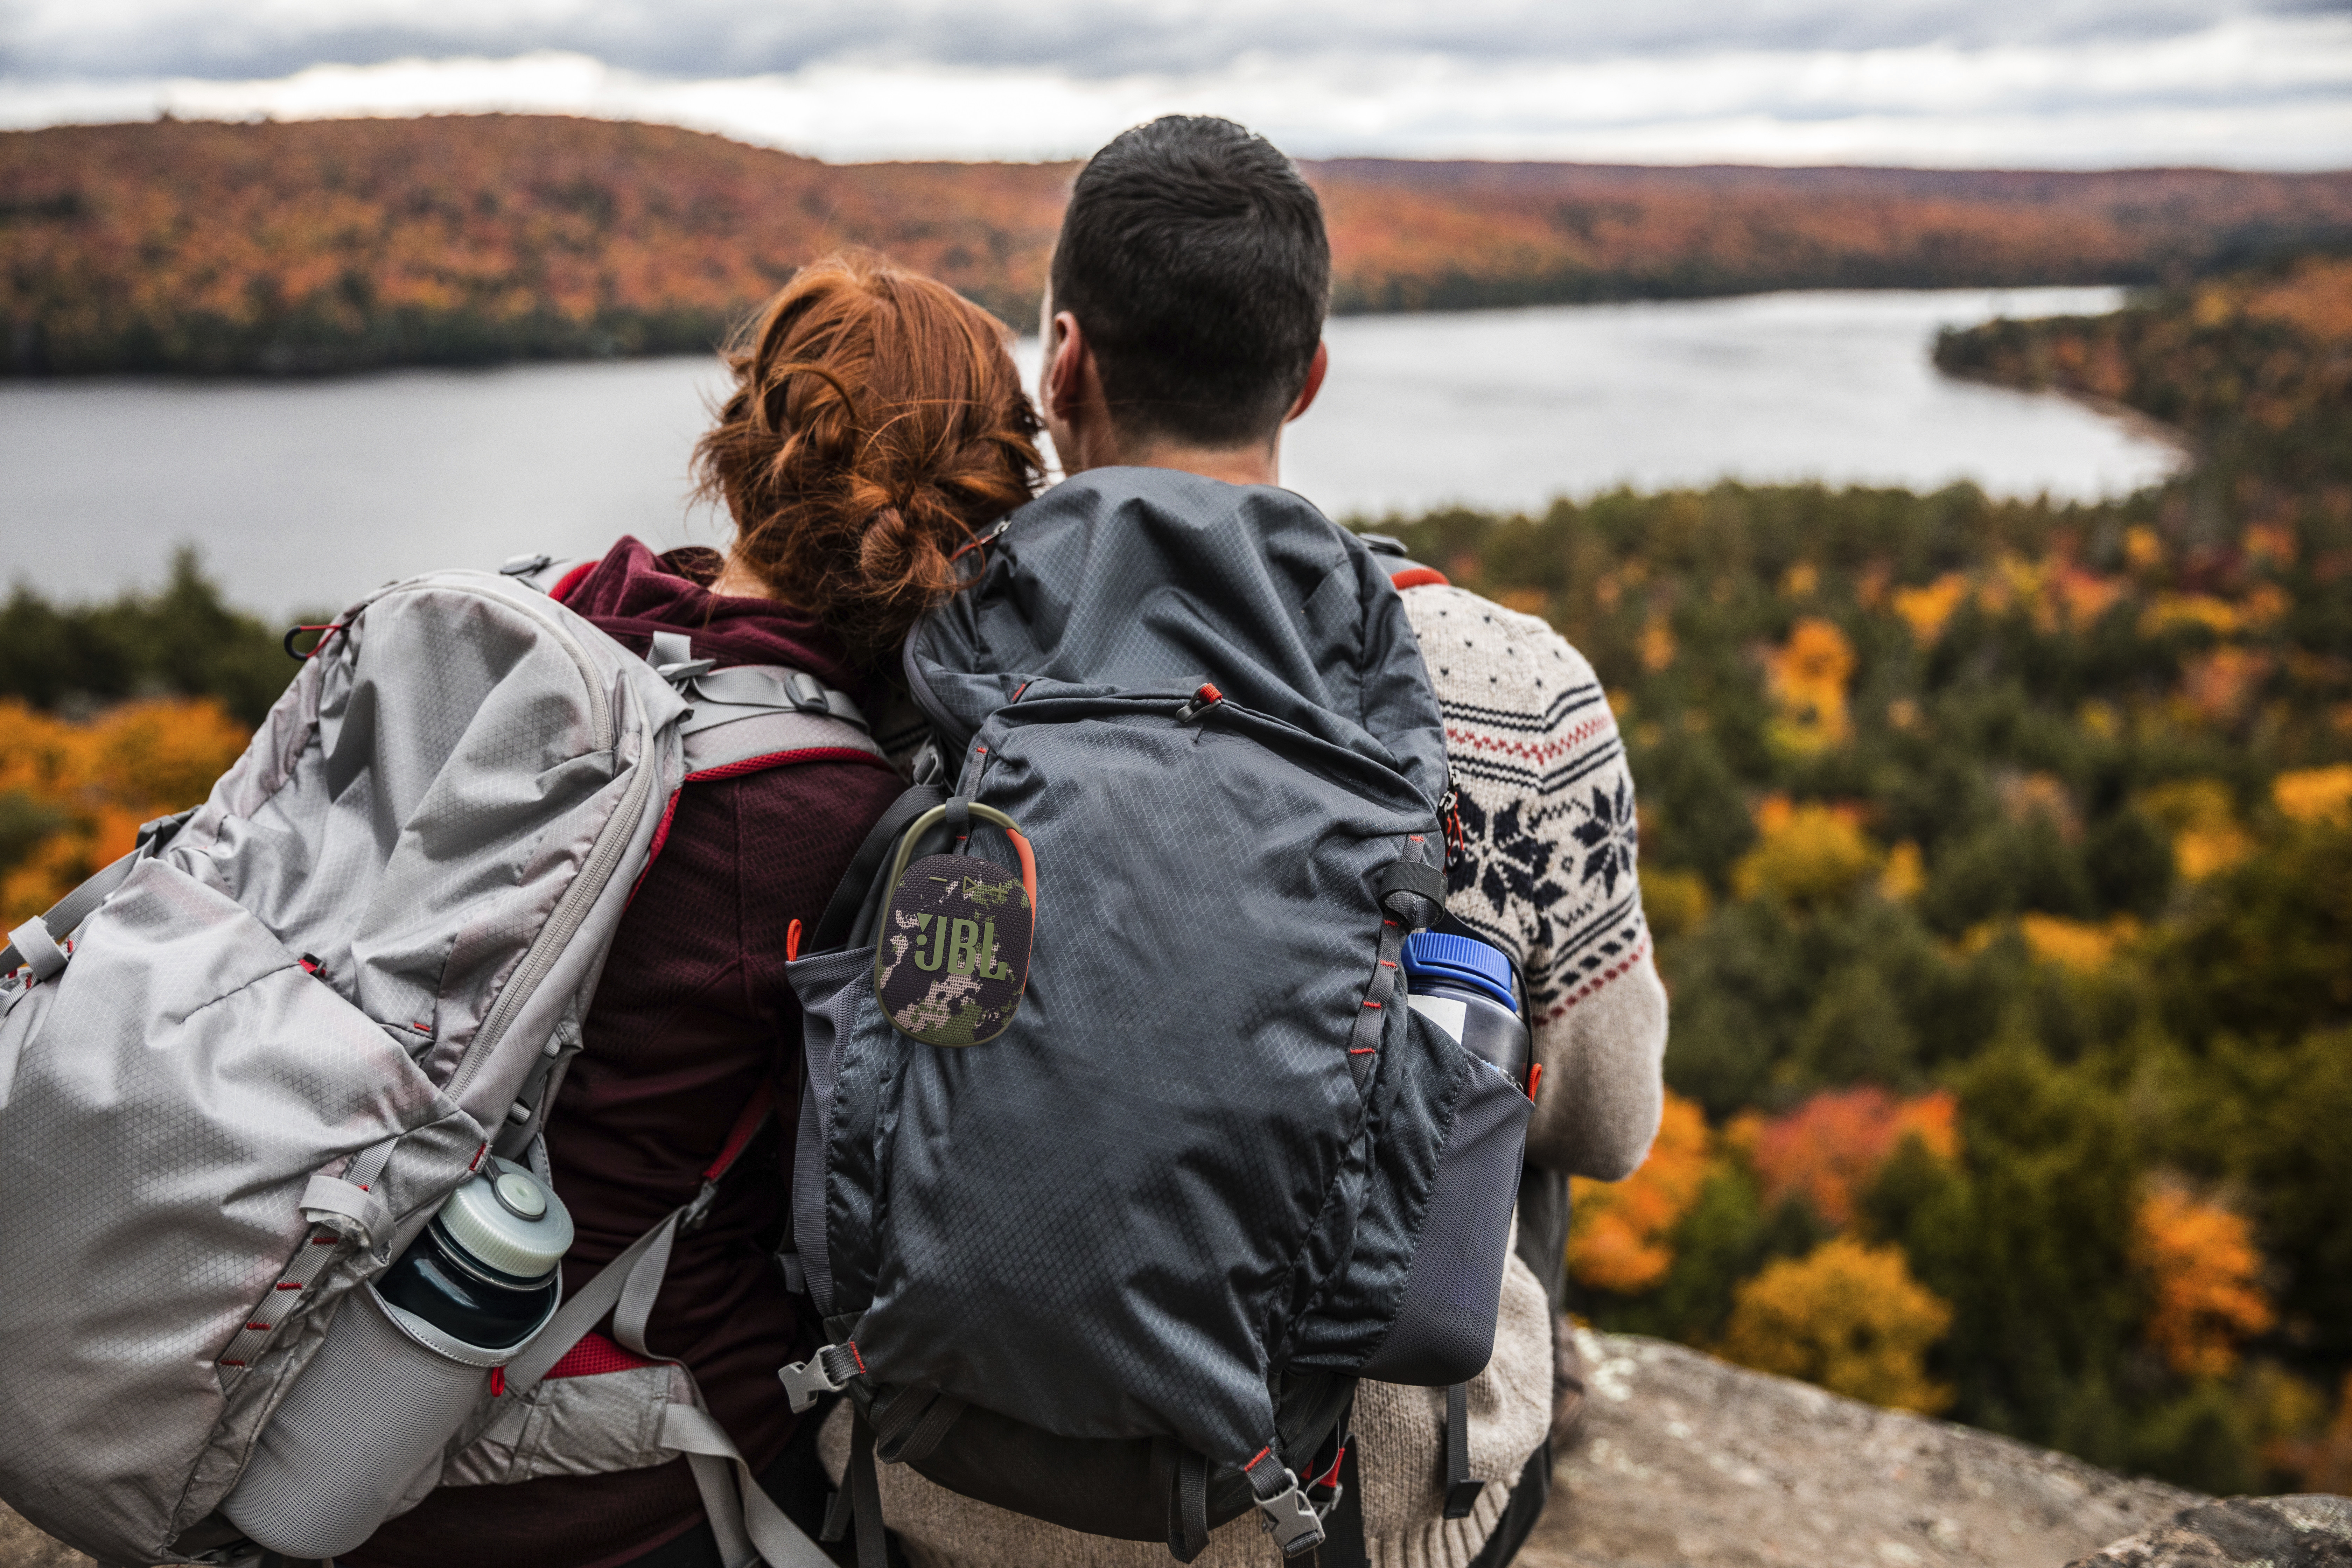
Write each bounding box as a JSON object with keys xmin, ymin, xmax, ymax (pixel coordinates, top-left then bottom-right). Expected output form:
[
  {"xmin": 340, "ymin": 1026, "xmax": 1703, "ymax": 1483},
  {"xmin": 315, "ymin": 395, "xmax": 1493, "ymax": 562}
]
[{"xmin": 1399, "ymin": 930, "xmax": 1518, "ymax": 1014}]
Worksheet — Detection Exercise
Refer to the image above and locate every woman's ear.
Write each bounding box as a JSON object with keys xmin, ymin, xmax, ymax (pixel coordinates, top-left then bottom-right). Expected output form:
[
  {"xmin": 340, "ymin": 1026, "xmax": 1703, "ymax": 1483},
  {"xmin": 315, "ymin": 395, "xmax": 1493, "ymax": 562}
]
[{"xmin": 1284, "ymin": 341, "xmax": 1329, "ymax": 424}]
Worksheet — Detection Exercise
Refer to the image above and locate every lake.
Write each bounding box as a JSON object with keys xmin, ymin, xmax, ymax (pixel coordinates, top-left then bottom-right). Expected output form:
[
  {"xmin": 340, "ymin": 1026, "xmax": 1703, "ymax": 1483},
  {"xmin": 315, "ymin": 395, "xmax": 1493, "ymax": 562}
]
[{"xmin": 3, "ymin": 287, "xmax": 2181, "ymax": 616}]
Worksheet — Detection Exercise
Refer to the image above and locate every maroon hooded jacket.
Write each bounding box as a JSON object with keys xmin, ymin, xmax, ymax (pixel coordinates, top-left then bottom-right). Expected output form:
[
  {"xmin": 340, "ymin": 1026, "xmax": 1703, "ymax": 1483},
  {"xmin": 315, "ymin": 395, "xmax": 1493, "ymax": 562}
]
[{"xmin": 347, "ymin": 539, "xmax": 906, "ymax": 1568}]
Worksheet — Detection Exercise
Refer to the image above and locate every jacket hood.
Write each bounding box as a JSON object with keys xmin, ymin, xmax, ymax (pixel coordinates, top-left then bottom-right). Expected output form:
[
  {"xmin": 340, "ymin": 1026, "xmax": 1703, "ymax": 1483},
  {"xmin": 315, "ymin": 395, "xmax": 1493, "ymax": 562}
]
[
  {"xmin": 904, "ymin": 467, "xmax": 1448, "ymax": 808},
  {"xmin": 558, "ymin": 536, "xmax": 870, "ymax": 698}
]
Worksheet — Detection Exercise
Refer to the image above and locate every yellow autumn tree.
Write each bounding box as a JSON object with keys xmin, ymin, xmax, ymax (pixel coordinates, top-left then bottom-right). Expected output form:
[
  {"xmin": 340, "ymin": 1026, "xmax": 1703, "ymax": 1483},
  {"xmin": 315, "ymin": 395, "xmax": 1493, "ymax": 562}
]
[
  {"xmin": 1732, "ymin": 796, "xmax": 1879, "ymax": 905},
  {"xmin": 2274, "ymin": 764, "xmax": 2352, "ymax": 827},
  {"xmin": 1717, "ymin": 1238, "xmax": 1955, "ymax": 1413},
  {"xmin": 1764, "ymin": 617, "xmax": 1856, "ymax": 752},
  {"xmin": 2133, "ymin": 1188, "xmax": 2275, "ymax": 1381},
  {"xmin": 2135, "ymin": 779, "xmax": 2254, "ymax": 883},
  {"xmin": 1890, "ymin": 574, "xmax": 1968, "ymax": 646},
  {"xmin": 1568, "ymin": 1090, "xmax": 1713, "ymax": 1294}
]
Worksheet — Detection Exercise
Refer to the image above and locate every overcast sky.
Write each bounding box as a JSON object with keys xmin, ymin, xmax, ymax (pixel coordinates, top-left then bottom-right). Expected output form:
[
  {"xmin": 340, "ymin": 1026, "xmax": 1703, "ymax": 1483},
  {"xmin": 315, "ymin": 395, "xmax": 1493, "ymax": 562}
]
[{"xmin": 3, "ymin": 0, "xmax": 2347, "ymax": 166}]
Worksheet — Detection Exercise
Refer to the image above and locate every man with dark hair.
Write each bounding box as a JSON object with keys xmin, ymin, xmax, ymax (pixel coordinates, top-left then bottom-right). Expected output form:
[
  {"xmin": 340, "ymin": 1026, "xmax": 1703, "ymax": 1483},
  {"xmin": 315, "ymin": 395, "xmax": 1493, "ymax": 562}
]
[
  {"xmin": 1045, "ymin": 115, "xmax": 1331, "ymax": 455},
  {"xmin": 835, "ymin": 116, "xmax": 1668, "ymax": 1568}
]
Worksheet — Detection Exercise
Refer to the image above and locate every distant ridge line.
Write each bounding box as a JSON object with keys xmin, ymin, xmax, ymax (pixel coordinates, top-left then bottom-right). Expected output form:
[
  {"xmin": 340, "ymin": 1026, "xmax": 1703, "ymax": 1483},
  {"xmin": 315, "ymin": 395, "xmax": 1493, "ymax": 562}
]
[{"xmin": 5, "ymin": 115, "xmax": 2348, "ymax": 375}]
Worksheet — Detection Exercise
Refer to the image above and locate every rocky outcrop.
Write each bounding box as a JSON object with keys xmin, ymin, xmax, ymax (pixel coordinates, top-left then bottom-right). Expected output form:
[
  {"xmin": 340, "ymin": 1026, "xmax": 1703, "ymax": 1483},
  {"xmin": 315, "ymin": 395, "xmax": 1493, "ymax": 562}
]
[
  {"xmin": 2064, "ymin": 1496, "xmax": 2352, "ymax": 1567},
  {"xmin": 1520, "ymin": 1330, "xmax": 2206, "ymax": 1568},
  {"xmin": 0, "ymin": 1332, "xmax": 2331, "ymax": 1568}
]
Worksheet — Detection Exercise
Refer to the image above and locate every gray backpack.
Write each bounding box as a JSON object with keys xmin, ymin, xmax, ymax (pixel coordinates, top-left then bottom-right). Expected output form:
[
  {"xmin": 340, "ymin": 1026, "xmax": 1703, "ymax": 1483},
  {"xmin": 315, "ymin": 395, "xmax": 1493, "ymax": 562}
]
[
  {"xmin": 0, "ymin": 563, "xmax": 869, "ymax": 1568},
  {"xmin": 779, "ymin": 470, "xmax": 1535, "ymax": 1562}
]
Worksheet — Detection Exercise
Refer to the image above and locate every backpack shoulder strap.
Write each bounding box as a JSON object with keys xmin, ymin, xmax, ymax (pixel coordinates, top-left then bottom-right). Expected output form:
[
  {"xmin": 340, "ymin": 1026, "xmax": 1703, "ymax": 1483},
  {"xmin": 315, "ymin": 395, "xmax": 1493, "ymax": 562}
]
[{"xmin": 676, "ymin": 664, "xmax": 889, "ymax": 777}]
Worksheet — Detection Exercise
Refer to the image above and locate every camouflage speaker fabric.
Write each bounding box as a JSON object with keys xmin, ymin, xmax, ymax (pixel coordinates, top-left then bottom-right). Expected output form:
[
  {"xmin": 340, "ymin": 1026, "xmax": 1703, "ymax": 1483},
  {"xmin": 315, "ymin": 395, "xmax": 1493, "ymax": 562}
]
[{"xmin": 877, "ymin": 852, "xmax": 1033, "ymax": 1046}]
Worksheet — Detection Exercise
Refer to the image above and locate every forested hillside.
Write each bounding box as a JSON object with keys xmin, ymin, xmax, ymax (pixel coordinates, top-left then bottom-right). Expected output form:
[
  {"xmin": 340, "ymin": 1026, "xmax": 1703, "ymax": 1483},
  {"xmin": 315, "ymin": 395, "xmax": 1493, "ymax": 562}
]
[
  {"xmin": 5, "ymin": 114, "xmax": 2351, "ymax": 373},
  {"xmin": 1374, "ymin": 256, "xmax": 2352, "ymax": 1494},
  {"xmin": 0, "ymin": 245, "xmax": 2346, "ymax": 1499}
]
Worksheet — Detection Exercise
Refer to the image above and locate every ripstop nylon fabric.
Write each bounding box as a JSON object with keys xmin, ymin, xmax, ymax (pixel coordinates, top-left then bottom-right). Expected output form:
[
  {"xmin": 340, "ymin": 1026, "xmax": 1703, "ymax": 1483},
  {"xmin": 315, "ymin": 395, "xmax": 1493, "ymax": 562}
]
[{"xmin": 788, "ymin": 469, "xmax": 1528, "ymax": 1550}]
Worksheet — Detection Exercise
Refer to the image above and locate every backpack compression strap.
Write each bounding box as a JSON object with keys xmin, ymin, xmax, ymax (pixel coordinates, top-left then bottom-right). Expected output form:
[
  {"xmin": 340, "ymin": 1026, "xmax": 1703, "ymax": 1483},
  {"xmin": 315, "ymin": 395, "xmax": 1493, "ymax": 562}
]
[
  {"xmin": 638, "ymin": 630, "xmax": 890, "ymax": 776},
  {"xmin": 500, "ymin": 1084, "xmax": 835, "ymax": 1568}
]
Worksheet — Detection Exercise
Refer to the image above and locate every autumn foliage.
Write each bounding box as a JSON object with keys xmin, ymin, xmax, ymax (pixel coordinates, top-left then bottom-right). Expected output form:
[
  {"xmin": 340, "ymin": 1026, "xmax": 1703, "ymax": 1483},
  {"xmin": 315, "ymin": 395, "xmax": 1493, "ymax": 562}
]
[
  {"xmin": 2133, "ymin": 1189, "xmax": 2276, "ymax": 1382},
  {"xmin": 1718, "ymin": 1238, "xmax": 1955, "ymax": 1413},
  {"xmin": 1732, "ymin": 1088, "xmax": 1958, "ymax": 1228},
  {"xmin": 1392, "ymin": 261, "xmax": 2352, "ymax": 1491},
  {"xmin": 1567, "ymin": 1090, "xmax": 1713, "ymax": 1294},
  {"xmin": 0, "ymin": 698, "xmax": 248, "ymax": 923},
  {"xmin": 8, "ymin": 117, "xmax": 2352, "ymax": 372}
]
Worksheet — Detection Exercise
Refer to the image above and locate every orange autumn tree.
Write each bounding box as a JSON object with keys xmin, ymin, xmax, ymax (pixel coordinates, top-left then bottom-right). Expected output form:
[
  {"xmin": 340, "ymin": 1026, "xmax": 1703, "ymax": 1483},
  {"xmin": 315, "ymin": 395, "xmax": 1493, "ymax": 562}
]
[
  {"xmin": 2133, "ymin": 1188, "xmax": 2275, "ymax": 1381},
  {"xmin": 0, "ymin": 698, "xmax": 249, "ymax": 922},
  {"xmin": 1567, "ymin": 1090, "xmax": 1713, "ymax": 1294},
  {"xmin": 1733, "ymin": 1087, "xmax": 1960, "ymax": 1227}
]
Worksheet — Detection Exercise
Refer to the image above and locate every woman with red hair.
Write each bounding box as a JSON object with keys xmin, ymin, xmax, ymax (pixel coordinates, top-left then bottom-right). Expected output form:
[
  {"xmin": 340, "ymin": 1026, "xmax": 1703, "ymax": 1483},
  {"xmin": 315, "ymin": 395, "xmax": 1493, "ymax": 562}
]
[{"xmin": 345, "ymin": 252, "xmax": 1043, "ymax": 1568}]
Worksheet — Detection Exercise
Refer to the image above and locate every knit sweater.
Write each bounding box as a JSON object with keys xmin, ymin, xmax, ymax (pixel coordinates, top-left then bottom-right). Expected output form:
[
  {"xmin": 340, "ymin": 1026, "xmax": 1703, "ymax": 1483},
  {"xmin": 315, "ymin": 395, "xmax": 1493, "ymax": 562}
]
[{"xmin": 826, "ymin": 581, "xmax": 1669, "ymax": 1568}]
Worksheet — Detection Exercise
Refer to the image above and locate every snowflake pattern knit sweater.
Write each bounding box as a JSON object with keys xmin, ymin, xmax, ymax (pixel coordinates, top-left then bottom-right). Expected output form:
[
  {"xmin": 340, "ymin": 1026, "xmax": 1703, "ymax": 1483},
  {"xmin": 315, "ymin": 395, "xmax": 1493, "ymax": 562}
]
[{"xmin": 1407, "ymin": 581, "xmax": 1668, "ymax": 1183}]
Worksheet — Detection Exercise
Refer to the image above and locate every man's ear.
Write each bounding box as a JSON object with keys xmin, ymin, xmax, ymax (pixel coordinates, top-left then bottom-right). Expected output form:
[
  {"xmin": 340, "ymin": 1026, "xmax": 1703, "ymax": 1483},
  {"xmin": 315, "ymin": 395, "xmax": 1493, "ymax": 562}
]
[
  {"xmin": 1284, "ymin": 341, "xmax": 1329, "ymax": 424},
  {"xmin": 1044, "ymin": 309, "xmax": 1089, "ymax": 422}
]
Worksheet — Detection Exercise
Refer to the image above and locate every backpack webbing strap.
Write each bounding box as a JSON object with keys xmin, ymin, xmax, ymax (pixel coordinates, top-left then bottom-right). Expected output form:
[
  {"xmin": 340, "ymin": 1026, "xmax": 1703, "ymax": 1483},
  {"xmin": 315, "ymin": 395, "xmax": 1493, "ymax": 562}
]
[
  {"xmin": 498, "ymin": 1094, "xmax": 823, "ymax": 1568},
  {"xmin": 811, "ymin": 783, "xmax": 948, "ymax": 952},
  {"xmin": 1, "ymin": 845, "xmax": 129, "ymax": 976},
  {"xmin": 1314, "ymin": 1438, "xmax": 1371, "ymax": 1568},
  {"xmin": 872, "ymin": 1385, "xmax": 965, "ymax": 1468},
  {"xmin": 1166, "ymin": 1446, "xmax": 1210, "ymax": 1563},
  {"xmin": 685, "ymin": 711, "xmax": 888, "ymax": 778},
  {"xmin": 1442, "ymin": 1381, "xmax": 1483, "ymax": 1519},
  {"xmin": 1346, "ymin": 840, "xmax": 1447, "ymax": 1087},
  {"xmin": 0, "ymin": 808, "xmax": 191, "ymax": 979},
  {"xmin": 846, "ymin": 1412, "xmax": 888, "ymax": 1568},
  {"xmin": 508, "ymin": 1084, "xmax": 776, "ymax": 1392},
  {"xmin": 662, "ymin": 1402, "xmax": 836, "ymax": 1568},
  {"xmin": 681, "ymin": 665, "xmax": 870, "ymax": 735}
]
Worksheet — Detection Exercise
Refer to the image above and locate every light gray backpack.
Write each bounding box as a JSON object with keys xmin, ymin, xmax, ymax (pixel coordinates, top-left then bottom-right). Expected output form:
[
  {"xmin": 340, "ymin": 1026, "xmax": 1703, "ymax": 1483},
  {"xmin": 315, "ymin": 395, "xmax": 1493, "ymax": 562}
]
[{"xmin": 0, "ymin": 564, "xmax": 866, "ymax": 1568}]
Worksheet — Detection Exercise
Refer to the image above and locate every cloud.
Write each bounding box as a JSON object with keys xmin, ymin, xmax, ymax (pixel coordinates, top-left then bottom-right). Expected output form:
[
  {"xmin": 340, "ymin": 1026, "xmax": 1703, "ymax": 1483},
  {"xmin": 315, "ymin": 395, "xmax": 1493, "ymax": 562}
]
[
  {"xmin": 0, "ymin": 0, "xmax": 2332, "ymax": 80},
  {"xmin": 1, "ymin": 4, "xmax": 2345, "ymax": 167}
]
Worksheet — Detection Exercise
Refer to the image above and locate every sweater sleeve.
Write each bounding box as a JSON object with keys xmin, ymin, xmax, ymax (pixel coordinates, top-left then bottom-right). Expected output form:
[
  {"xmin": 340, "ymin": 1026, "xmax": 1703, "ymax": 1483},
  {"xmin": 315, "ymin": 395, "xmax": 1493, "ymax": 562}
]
[{"xmin": 1401, "ymin": 585, "xmax": 1669, "ymax": 1181}]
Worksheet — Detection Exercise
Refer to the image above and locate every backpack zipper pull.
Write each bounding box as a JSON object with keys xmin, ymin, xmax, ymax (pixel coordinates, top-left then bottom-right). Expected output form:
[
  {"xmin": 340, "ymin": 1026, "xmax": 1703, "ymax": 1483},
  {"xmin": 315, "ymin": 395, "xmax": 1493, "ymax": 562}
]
[{"xmin": 1176, "ymin": 683, "xmax": 1224, "ymax": 724}]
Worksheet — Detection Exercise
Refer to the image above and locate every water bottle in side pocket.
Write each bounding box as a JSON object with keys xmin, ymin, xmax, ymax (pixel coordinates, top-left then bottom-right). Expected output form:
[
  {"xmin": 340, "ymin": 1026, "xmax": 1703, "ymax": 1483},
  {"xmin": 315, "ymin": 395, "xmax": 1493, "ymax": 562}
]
[{"xmin": 222, "ymin": 1158, "xmax": 573, "ymax": 1558}]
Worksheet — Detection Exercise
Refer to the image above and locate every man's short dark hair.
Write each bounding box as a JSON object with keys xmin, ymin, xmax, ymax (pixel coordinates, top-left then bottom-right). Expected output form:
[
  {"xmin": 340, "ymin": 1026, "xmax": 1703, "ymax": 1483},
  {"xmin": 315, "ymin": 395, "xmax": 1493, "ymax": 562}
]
[{"xmin": 1051, "ymin": 115, "xmax": 1330, "ymax": 449}]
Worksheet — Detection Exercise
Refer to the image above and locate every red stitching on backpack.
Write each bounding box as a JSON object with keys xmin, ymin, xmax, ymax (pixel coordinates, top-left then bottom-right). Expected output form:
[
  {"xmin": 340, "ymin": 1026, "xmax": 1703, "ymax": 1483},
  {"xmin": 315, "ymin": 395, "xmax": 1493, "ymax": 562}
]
[
  {"xmin": 1362, "ymin": 1000, "xmax": 1381, "ymax": 1009},
  {"xmin": 1348, "ymin": 1047, "xmax": 1377, "ymax": 1055},
  {"xmin": 246, "ymin": 1322, "xmax": 271, "ymax": 1331},
  {"xmin": 275, "ymin": 1281, "xmax": 302, "ymax": 1291},
  {"xmin": 219, "ymin": 1359, "xmax": 245, "ymax": 1368}
]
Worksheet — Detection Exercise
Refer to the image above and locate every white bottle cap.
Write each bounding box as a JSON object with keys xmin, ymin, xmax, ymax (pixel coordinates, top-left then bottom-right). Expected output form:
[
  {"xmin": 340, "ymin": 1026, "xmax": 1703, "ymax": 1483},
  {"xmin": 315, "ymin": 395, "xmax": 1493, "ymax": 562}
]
[{"xmin": 435, "ymin": 1158, "xmax": 574, "ymax": 1282}]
